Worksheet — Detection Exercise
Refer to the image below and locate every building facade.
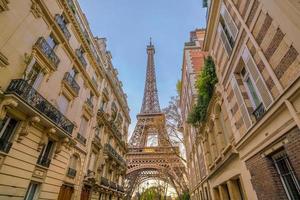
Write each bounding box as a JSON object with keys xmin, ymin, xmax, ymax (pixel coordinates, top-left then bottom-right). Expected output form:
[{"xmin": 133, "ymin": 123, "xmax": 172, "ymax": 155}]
[
  {"xmin": 0, "ymin": 0, "xmax": 130, "ymax": 200},
  {"xmin": 181, "ymin": 0, "xmax": 300, "ymax": 199}
]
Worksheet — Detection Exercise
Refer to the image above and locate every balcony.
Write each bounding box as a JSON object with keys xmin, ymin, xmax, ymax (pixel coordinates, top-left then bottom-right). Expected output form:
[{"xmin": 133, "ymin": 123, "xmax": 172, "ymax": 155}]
[
  {"xmin": 63, "ymin": 72, "xmax": 80, "ymax": 96},
  {"xmin": 104, "ymin": 143, "xmax": 126, "ymax": 167},
  {"xmin": 117, "ymin": 185, "xmax": 125, "ymax": 193},
  {"xmin": 110, "ymin": 181, "xmax": 117, "ymax": 190},
  {"xmin": 0, "ymin": 138, "xmax": 12, "ymax": 153},
  {"xmin": 100, "ymin": 177, "xmax": 110, "ymax": 187},
  {"xmin": 253, "ymin": 103, "xmax": 266, "ymax": 121},
  {"xmin": 75, "ymin": 49, "xmax": 87, "ymax": 68},
  {"xmin": 35, "ymin": 37, "xmax": 60, "ymax": 68},
  {"xmin": 37, "ymin": 156, "xmax": 51, "ymax": 168},
  {"xmin": 6, "ymin": 79, "xmax": 74, "ymax": 135},
  {"xmin": 76, "ymin": 133, "xmax": 86, "ymax": 144},
  {"xmin": 55, "ymin": 15, "xmax": 71, "ymax": 40},
  {"xmin": 91, "ymin": 77, "xmax": 98, "ymax": 89},
  {"xmin": 67, "ymin": 167, "xmax": 77, "ymax": 178}
]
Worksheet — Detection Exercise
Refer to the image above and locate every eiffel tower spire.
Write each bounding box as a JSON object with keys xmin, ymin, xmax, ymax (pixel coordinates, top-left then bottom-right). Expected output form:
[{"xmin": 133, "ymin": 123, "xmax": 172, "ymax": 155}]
[{"xmin": 140, "ymin": 39, "xmax": 161, "ymax": 114}]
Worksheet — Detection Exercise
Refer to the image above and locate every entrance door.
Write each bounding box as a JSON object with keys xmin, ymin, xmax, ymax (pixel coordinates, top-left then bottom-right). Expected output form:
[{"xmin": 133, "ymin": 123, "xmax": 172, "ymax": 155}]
[
  {"xmin": 80, "ymin": 186, "xmax": 91, "ymax": 200},
  {"xmin": 57, "ymin": 185, "xmax": 74, "ymax": 200}
]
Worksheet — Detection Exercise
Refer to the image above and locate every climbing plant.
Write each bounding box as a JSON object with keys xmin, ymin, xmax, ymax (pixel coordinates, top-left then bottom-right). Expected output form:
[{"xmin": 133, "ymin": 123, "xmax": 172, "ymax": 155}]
[{"xmin": 187, "ymin": 56, "xmax": 217, "ymax": 126}]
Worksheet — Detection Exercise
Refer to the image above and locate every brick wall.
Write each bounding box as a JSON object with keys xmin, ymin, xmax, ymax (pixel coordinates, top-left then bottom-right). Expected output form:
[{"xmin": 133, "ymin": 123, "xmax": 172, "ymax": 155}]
[{"xmin": 246, "ymin": 127, "xmax": 300, "ymax": 200}]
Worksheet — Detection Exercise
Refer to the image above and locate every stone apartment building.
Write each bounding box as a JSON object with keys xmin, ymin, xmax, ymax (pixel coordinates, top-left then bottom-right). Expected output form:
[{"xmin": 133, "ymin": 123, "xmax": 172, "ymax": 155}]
[
  {"xmin": 181, "ymin": 0, "xmax": 300, "ymax": 199},
  {"xmin": 0, "ymin": 0, "xmax": 130, "ymax": 200}
]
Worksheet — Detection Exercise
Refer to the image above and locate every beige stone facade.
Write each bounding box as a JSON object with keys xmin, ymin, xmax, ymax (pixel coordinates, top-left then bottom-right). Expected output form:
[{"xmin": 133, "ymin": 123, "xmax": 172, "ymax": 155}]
[
  {"xmin": 181, "ymin": 0, "xmax": 300, "ymax": 200},
  {"xmin": 0, "ymin": 0, "xmax": 130, "ymax": 200}
]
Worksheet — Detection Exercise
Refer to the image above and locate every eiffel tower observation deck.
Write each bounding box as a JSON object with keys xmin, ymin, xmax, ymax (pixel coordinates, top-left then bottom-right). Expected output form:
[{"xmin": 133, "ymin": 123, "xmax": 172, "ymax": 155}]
[{"xmin": 125, "ymin": 40, "xmax": 188, "ymax": 198}]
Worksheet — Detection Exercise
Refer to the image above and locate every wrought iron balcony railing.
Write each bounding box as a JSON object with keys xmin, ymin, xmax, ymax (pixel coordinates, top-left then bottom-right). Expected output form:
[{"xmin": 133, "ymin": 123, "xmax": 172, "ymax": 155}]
[
  {"xmin": 253, "ymin": 103, "xmax": 266, "ymax": 121},
  {"xmin": 67, "ymin": 167, "xmax": 77, "ymax": 178},
  {"xmin": 76, "ymin": 133, "xmax": 86, "ymax": 144},
  {"xmin": 0, "ymin": 138, "xmax": 12, "ymax": 153},
  {"xmin": 35, "ymin": 37, "xmax": 60, "ymax": 68},
  {"xmin": 55, "ymin": 15, "xmax": 71, "ymax": 40},
  {"xmin": 100, "ymin": 177, "xmax": 110, "ymax": 187},
  {"xmin": 63, "ymin": 72, "xmax": 80, "ymax": 95},
  {"xmin": 104, "ymin": 143, "xmax": 126, "ymax": 166},
  {"xmin": 110, "ymin": 121, "xmax": 122, "ymax": 141},
  {"xmin": 37, "ymin": 156, "xmax": 51, "ymax": 168},
  {"xmin": 85, "ymin": 98, "xmax": 94, "ymax": 110},
  {"xmin": 6, "ymin": 79, "xmax": 74, "ymax": 135},
  {"xmin": 117, "ymin": 185, "xmax": 125, "ymax": 192},
  {"xmin": 75, "ymin": 49, "xmax": 87, "ymax": 68},
  {"xmin": 110, "ymin": 181, "xmax": 117, "ymax": 190}
]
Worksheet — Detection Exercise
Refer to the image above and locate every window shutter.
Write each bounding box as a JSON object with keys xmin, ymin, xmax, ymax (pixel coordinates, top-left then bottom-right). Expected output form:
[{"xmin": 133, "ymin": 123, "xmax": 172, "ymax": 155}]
[
  {"xmin": 221, "ymin": 3, "xmax": 238, "ymax": 39},
  {"xmin": 242, "ymin": 47, "xmax": 273, "ymax": 108},
  {"xmin": 231, "ymin": 76, "xmax": 252, "ymax": 128}
]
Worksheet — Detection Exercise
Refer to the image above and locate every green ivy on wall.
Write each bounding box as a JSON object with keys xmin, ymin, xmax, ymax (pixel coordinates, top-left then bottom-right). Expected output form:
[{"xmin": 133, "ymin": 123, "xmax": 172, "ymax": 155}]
[{"xmin": 187, "ymin": 56, "xmax": 217, "ymax": 125}]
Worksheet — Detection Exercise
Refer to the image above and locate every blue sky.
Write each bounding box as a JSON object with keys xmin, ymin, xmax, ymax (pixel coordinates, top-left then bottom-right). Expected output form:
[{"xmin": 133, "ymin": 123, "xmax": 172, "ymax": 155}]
[{"xmin": 78, "ymin": 0, "xmax": 207, "ymax": 136}]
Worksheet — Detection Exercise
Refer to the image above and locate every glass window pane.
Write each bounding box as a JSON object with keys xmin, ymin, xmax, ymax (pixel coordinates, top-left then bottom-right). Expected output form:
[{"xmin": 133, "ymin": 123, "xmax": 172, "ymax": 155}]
[
  {"xmin": 245, "ymin": 77, "xmax": 261, "ymax": 108},
  {"xmin": 58, "ymin": 95, "xmax": 69, "ymax": 114}
]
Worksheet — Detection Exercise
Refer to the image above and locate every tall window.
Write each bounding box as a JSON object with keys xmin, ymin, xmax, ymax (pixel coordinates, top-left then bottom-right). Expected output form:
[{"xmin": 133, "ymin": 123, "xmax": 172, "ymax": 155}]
[
  {"xmin": 88, "ymin": 152, "xmax": 96, "ymax": 172},
  {"xmin": 46, "ymin": 35, "xmax": 58, "ymax": 50},
  {"xmin": 111, "ymin": 102, "xmax": 118, "ymax": 121},
  {"xmin": 24, "ymin": 182, "xmax": 40, "ymax": 200},
  {"xmin": 272, "ymin": 151, "xmax": 300, "ymax": 199},
  {"xmin": 57, "ymin": 94, "xmax": 70, "ymax": 115},
  {"xmin": 37, "ymin": 140, "xmax": 54, "ymax": 167},
  {"xmin": 241, "ymin": 67, "xmax": 261, "ymax": 109},
  {"xmin": 25, "ymin": 63, "xmax": 44, "ymax": 89},
  {"xmin": 0, "ymin": 115, "xmax": 18, "ymax": 153},
  {"xmin": 69, "ymin": 67, "xmax": 78, "ymax": 78},
  {"xmin": 79, "ymin": 117, "xmax": 88, "ymax": 137}
]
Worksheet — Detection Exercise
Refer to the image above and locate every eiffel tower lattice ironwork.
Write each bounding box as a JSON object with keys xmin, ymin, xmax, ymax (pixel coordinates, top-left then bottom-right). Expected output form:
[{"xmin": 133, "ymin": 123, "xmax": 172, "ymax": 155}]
[{"xmin": 125, "ymin": 40, "xmax": 188, "ymax": 199}]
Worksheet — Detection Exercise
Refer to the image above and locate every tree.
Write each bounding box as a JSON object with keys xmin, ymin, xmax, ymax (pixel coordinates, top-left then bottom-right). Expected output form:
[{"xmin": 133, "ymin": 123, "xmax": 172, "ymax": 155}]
[{"xmin": 162, "ymin": 95, "xmax": 186, "ymax": 163}]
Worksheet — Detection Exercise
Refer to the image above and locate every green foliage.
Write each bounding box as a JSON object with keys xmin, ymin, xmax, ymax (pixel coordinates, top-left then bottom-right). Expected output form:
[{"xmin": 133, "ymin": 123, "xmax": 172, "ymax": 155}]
[
  {"xmin": 140, "ymin": 186, "xmax": 163, "ymax": 200},
  {"xmin": 187, "ymin": 56, "xmax": 217, "ymax": 125},
  {"xmin": 176, "ymin": 192, "xmax": 190, "ymax": 200},
  {"xmin": 176, "ymin": 80, "xmax": 182, "ymax": 96}
]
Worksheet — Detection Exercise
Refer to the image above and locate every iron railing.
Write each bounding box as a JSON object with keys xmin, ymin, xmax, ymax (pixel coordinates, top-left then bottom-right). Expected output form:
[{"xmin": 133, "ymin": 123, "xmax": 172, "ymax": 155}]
[
  {"xmin": 117, "ymin": 185, "xmax": 125, "ymax": 192},
  {"xmin": 63, "ymin": 72, "xmax": 80, "ymax": 95},
  {"xmin": 100, "ymin": 177, "xmax": 110, "ymax": 187},
  {"xmin": 0, "ymin": 138, "xmax": 12, "ymax": 153},
  {"xmin": 67, "ymin": 167, "xmax": 77, "ymax": 178},
  {"xmin": 6, "ymin": 79, "xmax": 74, "ymax": 135},
  {"xmin": 253, "ymin": 103, "xmax": 266, "ymax": 121},
  {"xmin": 35, "ymin": 37, "xmax": 60, "ymax": 68},
  {"xmin": 104, "ymin": 143, "xmax": 126, "ymax": 166},
  {"xmin": 110, "ymin": 181, "xmax": 117, "ymax": 190},
  {"xmin": 75, "ymin": 49, "xmax": 87, "ymax": 68},
  {"xmin": 55, "ymin": 14, "xmax": 71, "ymax": 40},
  {"xmin": 76, "ymin": 133, "xmax": 86, "ymax": 144}
]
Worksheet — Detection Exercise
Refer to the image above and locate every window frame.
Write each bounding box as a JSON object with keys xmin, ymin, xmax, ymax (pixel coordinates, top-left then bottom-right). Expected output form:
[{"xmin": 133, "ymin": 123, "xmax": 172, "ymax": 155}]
[{"xmin": 24, "ymin": 182, "xmax": 40, "ymax": 200}]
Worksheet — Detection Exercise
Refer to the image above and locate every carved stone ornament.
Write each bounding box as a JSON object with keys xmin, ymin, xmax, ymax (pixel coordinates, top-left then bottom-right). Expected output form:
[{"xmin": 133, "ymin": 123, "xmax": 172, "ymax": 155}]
[
  {"xmin": 0, "ymin": 0, "xmax": 9, "ymax": 12},
  {"xmin": 0, "ymin": 97, "xmax": 18, "ymax": 120},
  {"xmin": 17, "ymin": 116, "xmax": 40, "ymax": 142},
  {"xmin": 31, "ymin": 0, "xmax": 43, "ymax": 18},
  {"xmin": 38, "ymin": 133, "xmax": 48, "ymax": 152}
]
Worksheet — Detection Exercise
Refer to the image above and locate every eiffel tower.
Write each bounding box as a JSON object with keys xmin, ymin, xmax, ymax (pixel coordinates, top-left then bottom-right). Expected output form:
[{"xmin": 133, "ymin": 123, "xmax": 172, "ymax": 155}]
[{"xmin": 125, "ymin": 40, "xmax": 187, "ymax": 199}]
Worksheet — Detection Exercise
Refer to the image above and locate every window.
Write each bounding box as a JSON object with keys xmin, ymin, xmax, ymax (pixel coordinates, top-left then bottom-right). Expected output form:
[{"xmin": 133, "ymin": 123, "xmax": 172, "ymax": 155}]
[
  {"xmin": 37, "ymin": 140, "xmax": 54, "ymax": 167},
  {"xmin": 67, "ymin": 155, "xmax": 78, "ymax": 177},
  {"xmin": 0, "ymin": 115, "xmax": 18, "ymax": 153},
  {"xmin": 272, "ymin": 151, "xmax": 300, "ymax": 200},
  {"xmin": 46, "ymin": 35, "xmax": 57, "ymax": 50},
  {"xmin": 88, "ymin": 152, "xmax": 96, "ymax": 171},
  {"xmin": 24, "ymin": 182, "xmax": 40, "ymax": 200},
  {"xmin": 241, "ymin": 67, "xmax": 261, "ymax": 109},
  {"xmin": 26, "ymin": 63, "xmax": 44, "ymax": 89},
  {"xmin": 146, "ymin": 134, "xmax": 158, "ymax": 147},
  {"xmin": 57, "ymin": 94, "xmax": 69, "ymax": 115},
  {"xmin": 79, "ymin": 117, "xmax": 88, "ymax": 137},
  {"xmin": 111, "ymin": 102, "xmax": 118, "ymax": 121},
  {"xmin": 69, "ymin": 67, "xmax": 78, "ymax": 78}
]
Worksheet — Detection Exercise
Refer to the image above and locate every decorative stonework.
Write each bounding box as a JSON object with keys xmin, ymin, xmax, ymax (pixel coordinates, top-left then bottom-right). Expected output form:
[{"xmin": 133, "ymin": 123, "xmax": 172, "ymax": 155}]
[
  {"xmin": 0, "ymin": 0, "xmax": 9, "ymax": 12},
  {"xmin": 0, "ymin": 97, "xmax": 18, "ymax": 120},
  {"xmin": 30, "ymin": 0, "xmax": 43, "ymax": 18},
  {"xmin": 0, "ymin": 52, "xmax": 9, "ymax": 67},
  {"xmin": 17, "ymin": 116, "xmax": 41, "ymax": 142}
]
